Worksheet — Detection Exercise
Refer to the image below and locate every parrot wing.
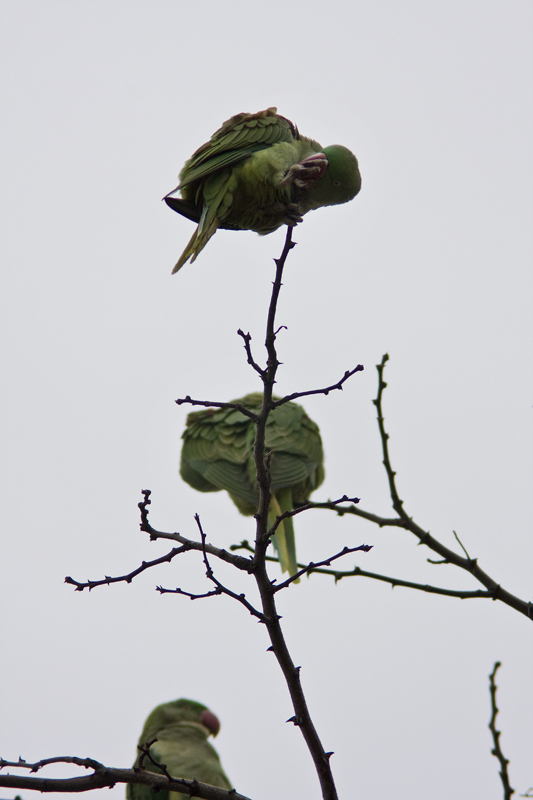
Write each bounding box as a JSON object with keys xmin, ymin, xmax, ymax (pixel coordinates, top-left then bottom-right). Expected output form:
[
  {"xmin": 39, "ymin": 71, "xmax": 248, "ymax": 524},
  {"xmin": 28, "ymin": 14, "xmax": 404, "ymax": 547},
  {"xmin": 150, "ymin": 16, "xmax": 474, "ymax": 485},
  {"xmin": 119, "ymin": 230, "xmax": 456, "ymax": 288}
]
[
  {"xmin": 180, "ymin": 402, "xmax": 258, "ymax": 512},
  {"xmin": 175, "ymin": 108, "xmax": 298, "ymax": 190},
  {"xmin": 179, "ymin": 396, "xmax": 325, "ymax": 576}
]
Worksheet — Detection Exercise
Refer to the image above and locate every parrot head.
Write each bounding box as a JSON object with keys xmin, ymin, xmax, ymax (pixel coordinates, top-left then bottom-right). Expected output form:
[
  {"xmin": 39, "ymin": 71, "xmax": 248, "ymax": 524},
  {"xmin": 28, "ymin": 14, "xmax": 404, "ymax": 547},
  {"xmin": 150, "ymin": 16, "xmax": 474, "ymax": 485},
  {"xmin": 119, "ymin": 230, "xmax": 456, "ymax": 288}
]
[
  {"xmin": 304, "ymin": 144, "xmax": 361, "ymax": 210},
  {"xmin": 138, "ymin": 698, "xmax": 221, "ymax": 743}
]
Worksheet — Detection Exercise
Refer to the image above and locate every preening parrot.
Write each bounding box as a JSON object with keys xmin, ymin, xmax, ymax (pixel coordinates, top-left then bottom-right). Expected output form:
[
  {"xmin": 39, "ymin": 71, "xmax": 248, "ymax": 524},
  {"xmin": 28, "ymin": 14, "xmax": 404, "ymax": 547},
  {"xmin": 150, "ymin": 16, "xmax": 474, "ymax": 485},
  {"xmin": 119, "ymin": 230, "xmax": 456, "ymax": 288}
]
[
  {"xmin": 126, "ymin": 698, "xmax": 231, "ymax": 800},
  {"xmin": 180, "ymin": 393, "xmax": 325, "ymax": 580},
  {"xmin": 165, "ymin": 107, "xmax": 361, "ymax": 272}
]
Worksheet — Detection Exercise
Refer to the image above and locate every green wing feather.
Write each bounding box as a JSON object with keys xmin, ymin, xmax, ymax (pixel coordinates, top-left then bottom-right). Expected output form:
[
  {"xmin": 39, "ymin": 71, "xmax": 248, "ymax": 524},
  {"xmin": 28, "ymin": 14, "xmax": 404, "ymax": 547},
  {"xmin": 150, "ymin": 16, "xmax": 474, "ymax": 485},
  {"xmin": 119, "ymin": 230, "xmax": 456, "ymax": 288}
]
[
  {"xmin": 177, "ymin": 108, "xmax": 298, "ymax": 189},
  {"xmin": 127, "ymin": 699, "xmax": 231, "ymax": 800},
  {"xmin": 180, "ymin": 394, "xmax": 324, "ymax": 578}
]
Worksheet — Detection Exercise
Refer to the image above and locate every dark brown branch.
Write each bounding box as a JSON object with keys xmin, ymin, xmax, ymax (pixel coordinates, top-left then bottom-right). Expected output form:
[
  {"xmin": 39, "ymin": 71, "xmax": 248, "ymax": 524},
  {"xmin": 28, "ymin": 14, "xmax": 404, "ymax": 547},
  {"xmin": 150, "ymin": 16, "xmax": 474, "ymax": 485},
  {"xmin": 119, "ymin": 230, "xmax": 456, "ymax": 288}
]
[
  {"xmin": 65, "ymin": 545, "xmax": 191, "ymax": 591},
  {"xmin": 489, "ymin": 662, "xmax": 515, "ymax": 800},
  {"xmin": 230, "ymin": 540, "xmax": 499, "ymax": 600},
  {"xmin": 312, "ymin": 357, "xmax": 533, "ymax": 621},
  {"xmin": 267, "ymin": 495, "xmax": 360, "ymax": 537},
  {"xmin": 272, "ymin": 365, "xmax": 364, "ymax": 407},
  {"xmin": 237, "ymin": 329, "xmax": 264, "ymax": 376},
  {"xmin": 0, "ymin": 756, "xmax": 105, "ymax": 772},
  {"xmin": 248, "ymin": 227, "xmax": 340, "ymax": 800},
  {"xmin": 65, "ymin": 490, "xmax": 254, "ymax": 592},
  {"xmin": 373, "ymin": 354, "xmax": 405, "ymax": 517},
  {"xmin": 175, "ymin": 397, "xmax": 259, "ymax": 422},
  {"xmin": 139, "ymin": 489, "xmax": 253, "ymax": 572},
  {"xmin": 156, "ymin": 585, "xmax": 223, "ymax": 600},
  {"xmin": 305, "ymin": 566, "xmax": 497, "ymax": 599},
  {"xmin": 272, "ymin": 544, "xmax": 373, "ymax": 591},
  {"xmin": 61, "ymin": 230, "xmax": 360, "ymax": 800},
  {"xmin": 0, "ymin": 759, "xmax": 250, "ymax": 800},
  {"xmin": 190, "ymin": 514, "xmax": 264, "ymax": 621}
]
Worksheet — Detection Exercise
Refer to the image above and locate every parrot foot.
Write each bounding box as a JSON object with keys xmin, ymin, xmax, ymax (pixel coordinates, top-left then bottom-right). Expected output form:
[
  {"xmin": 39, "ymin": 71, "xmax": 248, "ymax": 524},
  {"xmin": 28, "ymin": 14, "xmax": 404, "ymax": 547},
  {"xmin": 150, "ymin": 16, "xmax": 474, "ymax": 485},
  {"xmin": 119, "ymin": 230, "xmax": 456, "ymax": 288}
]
[
  {"xmin": 277, "ymin": 153, "xmax": 328, "ymax": 189},
  {"xmin": 272, "ymin": 202, "xmax": 304, "ymax": 225}
]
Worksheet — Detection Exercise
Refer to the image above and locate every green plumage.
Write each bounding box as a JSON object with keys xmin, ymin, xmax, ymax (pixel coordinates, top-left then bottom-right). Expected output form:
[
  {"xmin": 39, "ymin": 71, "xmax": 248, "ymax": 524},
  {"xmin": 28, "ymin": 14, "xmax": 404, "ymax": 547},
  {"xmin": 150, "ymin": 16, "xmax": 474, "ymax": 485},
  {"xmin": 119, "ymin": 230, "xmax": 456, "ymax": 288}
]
[
  {"xmin": 127, "ymin": 698, "xmax": 231, "ymax": 800},
  {"xmin": 180, "ymin": 393, "xmax": 325, "ymax": 579},
  {"xmin": 165, "ymin": 107, "xmax": 361, "ymax": 272}
]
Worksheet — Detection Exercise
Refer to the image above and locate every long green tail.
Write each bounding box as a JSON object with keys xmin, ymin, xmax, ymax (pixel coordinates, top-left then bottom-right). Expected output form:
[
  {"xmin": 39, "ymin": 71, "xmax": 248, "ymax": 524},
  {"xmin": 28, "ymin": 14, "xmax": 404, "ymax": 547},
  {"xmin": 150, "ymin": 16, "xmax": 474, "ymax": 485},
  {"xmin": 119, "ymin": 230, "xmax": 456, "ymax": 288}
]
[{"xmin": 268, "ymin": 488, "xmax": 299, "ymax": 582}]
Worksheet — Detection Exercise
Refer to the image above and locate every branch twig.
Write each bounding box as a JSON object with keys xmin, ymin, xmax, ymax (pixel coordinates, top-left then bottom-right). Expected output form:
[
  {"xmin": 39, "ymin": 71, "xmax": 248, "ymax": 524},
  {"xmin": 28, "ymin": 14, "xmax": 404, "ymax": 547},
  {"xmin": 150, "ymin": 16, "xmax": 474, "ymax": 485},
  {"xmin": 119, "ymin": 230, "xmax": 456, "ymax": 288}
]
[
  {"xmin": 272, "ymin": 544, "xmax": 373, "ymax": 592},
  {"xmin": 272, "ymin": 366, "xmax": 364, "ymax": 406},
  {"xmin": 488, "ymin": 662, "xmax": 514, "ymax": 800},
  {"xmin": 315, "ymin": 355, "xmax": 533, "ymax": 621},
  {"xmin": 230, "ymin": 540, "xmax": 502, "ymax": 599},
  {"xmin": 175, "ymin": 397, "xmax": 259, "ymax": 422}
]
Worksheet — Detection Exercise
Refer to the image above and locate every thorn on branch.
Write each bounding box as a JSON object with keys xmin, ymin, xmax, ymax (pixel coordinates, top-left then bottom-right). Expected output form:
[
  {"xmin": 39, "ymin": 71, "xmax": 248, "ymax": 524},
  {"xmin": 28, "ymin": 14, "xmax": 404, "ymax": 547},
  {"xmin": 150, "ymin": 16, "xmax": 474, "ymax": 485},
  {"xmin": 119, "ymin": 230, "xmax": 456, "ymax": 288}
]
[{"xmin": 286, "ymin": 715, "xmax": 302, "ymax": 727}]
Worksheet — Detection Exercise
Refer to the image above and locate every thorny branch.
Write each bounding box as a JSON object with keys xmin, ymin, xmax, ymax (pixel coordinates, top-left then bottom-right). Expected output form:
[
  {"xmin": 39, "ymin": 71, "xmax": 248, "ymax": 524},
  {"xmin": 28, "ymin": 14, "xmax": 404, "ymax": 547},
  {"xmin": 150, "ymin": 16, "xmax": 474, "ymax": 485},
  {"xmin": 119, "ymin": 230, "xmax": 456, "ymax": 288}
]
[
  {"xmin": 65, "ymin": 490, "xmax": 255, "ymax": 591},
  {"xmin": 62, "ymin": 227, "xmax": 365, "ymax": 800},
  {"xmin": 271, "ymin": 366, "xmax": 364, "ymax": 407},
  {"xmin": 230, "ymin": 539, "xmax": 504, "ymax": 600},
  {"xmin": 271, "ymin": 543, "xmax": 373, "ymax": 592},
  {"xmin": 267, "ymin": 494, "xmax": 361, "ymax": 536},
  {"xmin": 244, "ymin": 227, "xmax": 344, "ymax": 800},
  {"xmin": 0, "ymin": 756, "xmax": 250, "ymax": 800},
  {"xmin": 155, "ymin": 515, "xmax": 265, "ymax": 621},
  {"xmin": 315, "ymin": 354, "xmax": 533, "ymax": 621},
  {"xmin": 175, "ymin": 397, "xmax": 259, "ymax": 422},
  {"xmin": 488, "ymin": 662, "xmax": 515, "ymax": 800},
  {"xmin": 65, "ymin": 543, "xmax": 191, "ymax": 591}
]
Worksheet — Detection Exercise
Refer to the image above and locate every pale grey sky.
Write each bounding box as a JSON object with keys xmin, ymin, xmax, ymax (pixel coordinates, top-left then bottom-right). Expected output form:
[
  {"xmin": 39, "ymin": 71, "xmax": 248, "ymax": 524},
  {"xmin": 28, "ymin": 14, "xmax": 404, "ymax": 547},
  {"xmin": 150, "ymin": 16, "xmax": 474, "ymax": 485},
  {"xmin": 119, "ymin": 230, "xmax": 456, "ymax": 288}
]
[{"xmin": 1, "ymin": 2, "xmax": 532, "ymax": 799}]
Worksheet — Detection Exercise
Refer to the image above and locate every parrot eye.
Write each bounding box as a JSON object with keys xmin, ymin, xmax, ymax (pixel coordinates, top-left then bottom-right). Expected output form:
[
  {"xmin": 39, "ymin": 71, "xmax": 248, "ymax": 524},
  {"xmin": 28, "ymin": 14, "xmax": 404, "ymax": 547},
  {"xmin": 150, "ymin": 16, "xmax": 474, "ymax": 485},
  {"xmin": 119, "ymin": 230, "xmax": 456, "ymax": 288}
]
[{"xmin": 333, "ymin": 180, "xmax": 341, "ymax": 187}]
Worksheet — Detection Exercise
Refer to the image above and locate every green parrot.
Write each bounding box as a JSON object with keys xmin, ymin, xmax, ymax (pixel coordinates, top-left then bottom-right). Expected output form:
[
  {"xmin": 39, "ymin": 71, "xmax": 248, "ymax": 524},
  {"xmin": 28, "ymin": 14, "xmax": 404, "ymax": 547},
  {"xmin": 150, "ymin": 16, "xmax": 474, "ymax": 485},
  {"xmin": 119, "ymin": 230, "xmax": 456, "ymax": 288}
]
[
  {"xmin": 127, "ymin": 698, "xmax": 232, "ymax": 800},
  {"xmin": 165, "ymin": 107, "xmax": 361, "ymax": 272},
  {"xmin": 180, "ymin": 393, "xmax": 325, "ymax": 580}
]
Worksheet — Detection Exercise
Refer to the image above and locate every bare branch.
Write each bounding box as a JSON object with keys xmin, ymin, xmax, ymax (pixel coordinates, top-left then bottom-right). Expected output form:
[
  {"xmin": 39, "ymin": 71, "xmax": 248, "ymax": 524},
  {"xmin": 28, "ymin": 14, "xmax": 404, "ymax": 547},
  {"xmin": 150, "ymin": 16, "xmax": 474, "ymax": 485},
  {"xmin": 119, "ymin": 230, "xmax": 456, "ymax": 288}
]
[
  {"xmin": 61, "ymin": 231, "xmax": 365, "ymax": 800},
  {"xmin": 312, "ymin": 357, "xmax": 533, "ymax": 621},
  {"xmin": 0, "ymin": 758, "xmax": 251, "ymax": 800},
  {"xmin": 0, "ymin": 756, "xmax": 106, "ymax": 772},
  {"xmin": 175, "ymin": 397, "xmax": 259, "ymax": 422},
  {"xmin": 237, "ymin": 329, "xmax": 264, "ymax": 376},
  {"xmin": 373, "ymin": 353, "xmax": 406, "ymax": 517},
  {"xmin": 138, "ymin": 490, "xmax": 254, "ymax": 572},
  {"xmin": 272, "ymin": 365, "xmax": 364, "ymax": 407},
  {"xmin": 65, "ymin": 545, "xmax": 190, "ymax": 591},
  {"xmin": 230, "ymin": 541, "xmax": 495, "ymax": 600},
  {"xmin": 191, "ymin": 514, "xmax": 264, "ymax": 621},
  {"xmin": 156, "ymin": 585, "xmax": 224, "ymax": 600},
  {"xmin": 65, "ymin": 490, "xmax": 254, "ymax": 592},
  {"xmin": 272, "ymin": 544, "xmax": 373, "ymax": 592},
  {"xmin": 267, "ymin": 495, "xmax": 361, "ymax": 536},
  {"xmin": 489, "ymin": 662, "xmax": 515, "ymax": 800},
  {"xmin": 248, "ymin": 227, "xmax": 340, "ymax": 800}
]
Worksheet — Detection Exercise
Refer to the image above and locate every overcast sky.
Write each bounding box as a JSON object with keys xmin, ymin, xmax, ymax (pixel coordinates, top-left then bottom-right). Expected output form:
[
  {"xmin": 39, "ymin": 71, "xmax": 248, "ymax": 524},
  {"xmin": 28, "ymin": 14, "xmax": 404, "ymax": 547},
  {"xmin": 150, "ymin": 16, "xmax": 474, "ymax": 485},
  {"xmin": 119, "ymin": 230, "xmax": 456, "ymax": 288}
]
[{"xmin": 1, "ymin": 2, "xmax": 532, "ymax": 799}]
